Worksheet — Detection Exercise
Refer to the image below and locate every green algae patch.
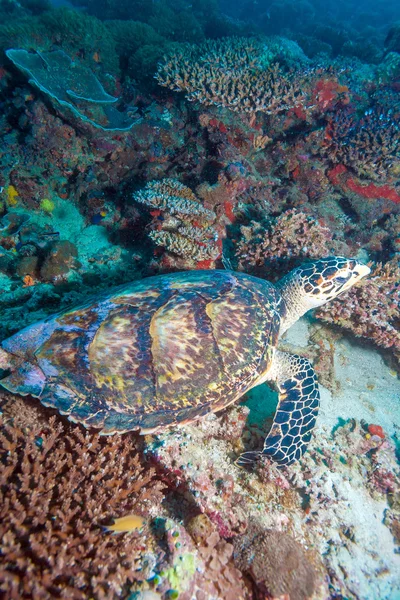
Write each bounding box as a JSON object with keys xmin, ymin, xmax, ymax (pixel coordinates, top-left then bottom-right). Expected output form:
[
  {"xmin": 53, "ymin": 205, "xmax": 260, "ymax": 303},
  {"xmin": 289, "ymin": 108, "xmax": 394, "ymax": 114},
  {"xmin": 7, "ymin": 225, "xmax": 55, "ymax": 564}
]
[{"xmin": 164, "ymin": 553, "xmax": 196, "ymax": 592}]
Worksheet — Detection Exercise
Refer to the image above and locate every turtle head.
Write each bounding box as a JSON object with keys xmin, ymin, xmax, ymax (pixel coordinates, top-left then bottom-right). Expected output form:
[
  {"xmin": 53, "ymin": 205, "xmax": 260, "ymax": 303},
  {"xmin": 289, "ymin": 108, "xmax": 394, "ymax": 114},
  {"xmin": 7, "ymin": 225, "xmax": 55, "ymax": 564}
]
[
  {"xmin": 277, "ymin": 256, "xmax": 370, "ymax": 333},
  {"xmin": 295, "ymin": 256, "xmax": 371, "ymax": 306}
]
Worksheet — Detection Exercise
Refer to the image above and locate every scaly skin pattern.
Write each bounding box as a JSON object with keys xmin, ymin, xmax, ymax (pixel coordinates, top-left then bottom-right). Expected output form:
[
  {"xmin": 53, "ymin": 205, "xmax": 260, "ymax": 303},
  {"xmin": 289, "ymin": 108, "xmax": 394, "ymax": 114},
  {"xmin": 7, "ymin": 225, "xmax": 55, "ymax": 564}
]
[
  {"xmin": 0, "ymin": 270, "xmax": 280, "ymax": 434},
  {"xmin": 237, "ymin": 351, "xmax": 320, "ymax": 466}
]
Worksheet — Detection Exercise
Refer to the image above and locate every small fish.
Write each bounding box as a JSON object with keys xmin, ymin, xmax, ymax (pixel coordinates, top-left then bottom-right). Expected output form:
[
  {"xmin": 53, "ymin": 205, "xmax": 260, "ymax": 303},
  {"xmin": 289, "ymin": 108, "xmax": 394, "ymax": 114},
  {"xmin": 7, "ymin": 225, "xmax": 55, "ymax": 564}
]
[
  {"xmin": 222, "ymin": 251, "xmax": 233, "ymax": 271},
  {"xmin": 102, "ymin": 514, "xmax": 146, "ymax": 534},
  {"xmin": 40, "ymin": 231, "xmax": 60, "ymax": 239}
]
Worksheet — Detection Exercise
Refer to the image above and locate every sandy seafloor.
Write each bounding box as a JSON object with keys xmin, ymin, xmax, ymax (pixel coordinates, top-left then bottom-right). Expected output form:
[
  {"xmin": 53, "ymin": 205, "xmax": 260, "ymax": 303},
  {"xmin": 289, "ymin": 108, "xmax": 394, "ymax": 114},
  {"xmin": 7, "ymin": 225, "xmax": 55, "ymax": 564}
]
[{"xmin": 245, "ymin": 318, "xmax": 400, "ymax": 600}]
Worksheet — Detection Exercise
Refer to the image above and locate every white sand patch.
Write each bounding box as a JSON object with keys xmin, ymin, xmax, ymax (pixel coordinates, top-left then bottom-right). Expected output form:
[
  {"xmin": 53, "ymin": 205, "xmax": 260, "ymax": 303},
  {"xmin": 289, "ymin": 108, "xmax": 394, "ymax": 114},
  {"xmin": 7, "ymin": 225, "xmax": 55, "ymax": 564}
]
[
  {"xmin": 284, "ymin": 317, "xmax": 400, "ymax": 437},
  {"xmin": 253, "ymin": 317, "xmax": 400, "ymax": 599}
]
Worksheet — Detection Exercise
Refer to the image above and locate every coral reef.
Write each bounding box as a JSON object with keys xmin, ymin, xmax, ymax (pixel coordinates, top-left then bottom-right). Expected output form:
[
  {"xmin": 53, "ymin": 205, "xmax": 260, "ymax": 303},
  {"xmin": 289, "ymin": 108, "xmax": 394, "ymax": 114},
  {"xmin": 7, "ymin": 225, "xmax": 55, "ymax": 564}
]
[
  {"xmin": 0, "ymin": 398, "xmax": 166, "ymax": 599},
  {"xmin": 106, "ymin": 20, "xmax": 169, "ymax": 83},
  {"xmin": 1, "ymin": 1, "xmax": 400, "ymax": 597},
  {"xmin": 133, "ymin": 179, "xmax": 222, "ymax": 268},
  {"xmin": 156, "ymin": 37, "xmax": 313, "ymax": 116},
  {"xmin": 385, "ymin": 22, "xmax": 400, "ymax": 55},
  {"xmin": 318, "ymin": 106, "xmax": 400, "ymax": 182},
  {"xmin": 236, "ymin": 209, "xmax": 336, "ymax": 277},
  {"xmin": 316, "ymin": 258, "xmax": 400, "ymax": 361},
  {"xmin": 0, "ymin": 8, "xmax": 119, "ymax": 76},
  {"xmin": 0, "ymin": 394, "xmax": 254, "ymax": 600},
  {"xmin": 145, "ymin": 400, "xmax": 400, "ymax": 599}
]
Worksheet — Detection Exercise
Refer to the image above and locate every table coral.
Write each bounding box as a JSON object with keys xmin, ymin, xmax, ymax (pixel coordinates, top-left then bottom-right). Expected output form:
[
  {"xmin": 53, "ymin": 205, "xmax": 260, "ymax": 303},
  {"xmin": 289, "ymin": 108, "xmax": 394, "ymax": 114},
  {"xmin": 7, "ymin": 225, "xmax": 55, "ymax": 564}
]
[
  {"xmin": 156, "ymin": 37, "xmax": 313, "ymax": 116},
  {"xmin": 6, "ymin": 48, "xmax": 139, "ymax": 131}
]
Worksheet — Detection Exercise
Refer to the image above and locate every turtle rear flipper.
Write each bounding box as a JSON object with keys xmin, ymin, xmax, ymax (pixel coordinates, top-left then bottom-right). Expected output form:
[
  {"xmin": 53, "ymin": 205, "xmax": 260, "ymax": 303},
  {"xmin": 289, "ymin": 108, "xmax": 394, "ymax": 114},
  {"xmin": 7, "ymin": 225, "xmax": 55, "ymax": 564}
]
[
  {"xmin": 237, "ymin": 350, "xmax": 320, "ymax": 467},
  {"xmin": 0, "ymin": 359, "xmax": 46, "ymax": 397},
  {"xmin": 0, "ymin": 348, "xmax": 13, "ymax": 372}
]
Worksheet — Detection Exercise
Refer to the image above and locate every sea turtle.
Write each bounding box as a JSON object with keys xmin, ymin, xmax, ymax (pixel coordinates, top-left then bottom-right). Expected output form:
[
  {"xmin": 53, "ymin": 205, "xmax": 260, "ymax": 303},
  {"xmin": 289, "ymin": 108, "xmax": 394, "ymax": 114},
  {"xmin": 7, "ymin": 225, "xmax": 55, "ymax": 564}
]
[{"xmin": 0, "ymin": 257, "xmax": 369, "ymax": 466}]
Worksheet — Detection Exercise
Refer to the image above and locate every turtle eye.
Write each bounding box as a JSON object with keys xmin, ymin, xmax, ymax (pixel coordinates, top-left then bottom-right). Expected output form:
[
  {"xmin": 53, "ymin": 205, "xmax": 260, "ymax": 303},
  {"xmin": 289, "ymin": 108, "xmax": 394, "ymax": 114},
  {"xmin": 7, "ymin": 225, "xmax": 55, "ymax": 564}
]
[{"xmin": 335, "ymin": 276, "xmax": 348, "ymax": 285}]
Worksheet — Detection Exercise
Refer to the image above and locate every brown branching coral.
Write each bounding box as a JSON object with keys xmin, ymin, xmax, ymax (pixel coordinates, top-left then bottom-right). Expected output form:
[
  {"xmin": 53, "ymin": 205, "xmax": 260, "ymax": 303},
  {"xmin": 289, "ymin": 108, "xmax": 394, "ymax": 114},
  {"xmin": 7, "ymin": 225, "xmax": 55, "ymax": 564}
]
[
  {"xmin": 236, "ymin": 209, "xmax": 334, "ymax": 276},
  {"xmin": 316, "ymin": 258, "xmax": 400, "ymax": 360},
  {"xmin": 133, "ymin": 179, "xmax": 221, "ymax": 265},
  {"xmin": 0, "ymin": 408, "xmax": 166, "ymax": 600},
  {"xmin": 156, "ymin": 37, "xmax": 311, "ymax": 115}
]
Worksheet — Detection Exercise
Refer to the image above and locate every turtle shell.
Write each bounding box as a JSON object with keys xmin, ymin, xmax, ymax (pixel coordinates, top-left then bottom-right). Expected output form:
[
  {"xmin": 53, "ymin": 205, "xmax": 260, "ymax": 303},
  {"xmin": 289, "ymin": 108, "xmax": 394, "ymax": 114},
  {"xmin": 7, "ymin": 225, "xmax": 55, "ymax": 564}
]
[{"xmin": 1, "ymin": 270, "xmax": 281, "ymax": 433}]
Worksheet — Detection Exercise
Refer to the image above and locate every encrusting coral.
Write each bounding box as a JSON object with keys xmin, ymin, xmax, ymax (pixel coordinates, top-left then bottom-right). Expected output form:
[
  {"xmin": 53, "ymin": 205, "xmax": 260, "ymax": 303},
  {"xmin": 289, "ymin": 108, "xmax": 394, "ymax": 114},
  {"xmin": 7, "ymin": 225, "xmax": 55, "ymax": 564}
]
[
  {"xmin": 316, "ymin": 257, "xmax": 400, "ymax": 362},
  {"xmin": 133, "ymin": 179, "xmax": 222, "ymax": 266},
  {"xmin": 156, "ymin": 37, "xmax": 312, "ymax": 116}
]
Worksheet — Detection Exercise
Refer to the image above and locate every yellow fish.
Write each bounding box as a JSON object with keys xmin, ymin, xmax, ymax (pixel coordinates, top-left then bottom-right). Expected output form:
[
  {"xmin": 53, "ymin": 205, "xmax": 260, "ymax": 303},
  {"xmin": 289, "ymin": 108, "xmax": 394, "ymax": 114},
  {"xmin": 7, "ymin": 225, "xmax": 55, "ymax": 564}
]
[{"xmin": 103, "ymin": 514, "xmax": 146, "ymax": 534}]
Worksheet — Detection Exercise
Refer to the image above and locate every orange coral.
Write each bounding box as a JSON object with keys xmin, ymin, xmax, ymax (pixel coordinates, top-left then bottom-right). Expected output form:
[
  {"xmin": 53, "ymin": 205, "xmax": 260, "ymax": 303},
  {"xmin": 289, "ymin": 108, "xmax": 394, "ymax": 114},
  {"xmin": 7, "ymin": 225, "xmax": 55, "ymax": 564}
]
[{"xmin": 22, "ymin": 275, "xmax": 35, "ymax": 287}]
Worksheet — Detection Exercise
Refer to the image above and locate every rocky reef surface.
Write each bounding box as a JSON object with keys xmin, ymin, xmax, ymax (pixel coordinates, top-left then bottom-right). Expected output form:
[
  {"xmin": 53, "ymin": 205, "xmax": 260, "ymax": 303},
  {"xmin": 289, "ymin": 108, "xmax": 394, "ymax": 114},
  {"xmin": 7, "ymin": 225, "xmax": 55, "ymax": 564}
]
[{"xmin": 1, "ymin": 319, "xmax": 399, "ymax": 599}]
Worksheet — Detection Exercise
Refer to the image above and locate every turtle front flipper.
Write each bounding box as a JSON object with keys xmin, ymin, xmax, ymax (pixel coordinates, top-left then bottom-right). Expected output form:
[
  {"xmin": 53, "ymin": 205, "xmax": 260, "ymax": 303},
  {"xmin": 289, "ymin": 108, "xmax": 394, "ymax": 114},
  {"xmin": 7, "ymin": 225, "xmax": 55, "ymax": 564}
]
[{"xmin": 237, "ymin": 350, "xmax": 320, "ymax": 467}]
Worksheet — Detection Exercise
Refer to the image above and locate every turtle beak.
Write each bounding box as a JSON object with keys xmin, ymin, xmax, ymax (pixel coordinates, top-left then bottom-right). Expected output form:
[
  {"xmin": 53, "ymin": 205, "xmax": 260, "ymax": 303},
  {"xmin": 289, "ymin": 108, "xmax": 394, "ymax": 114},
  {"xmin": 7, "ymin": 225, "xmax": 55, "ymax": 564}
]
[
  {"xmin": 335, "ymin": 260, "xmax": 370, "ymax": 295},
  {"xmin": 355, "ymin": 263, "xmax": 371, "ymax": 279},
  {"xmin": 341, "ymin": 261, "xmax": 370, "ymax": 292}
]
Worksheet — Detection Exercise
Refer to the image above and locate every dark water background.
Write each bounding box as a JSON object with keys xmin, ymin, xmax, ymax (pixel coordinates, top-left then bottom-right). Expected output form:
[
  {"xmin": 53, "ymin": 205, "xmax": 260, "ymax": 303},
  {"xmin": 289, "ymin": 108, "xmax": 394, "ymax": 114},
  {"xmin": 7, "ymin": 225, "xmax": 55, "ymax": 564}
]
[{"xmin": 54, "ymin": 0, "xmax": 400, "ymax": 52}]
